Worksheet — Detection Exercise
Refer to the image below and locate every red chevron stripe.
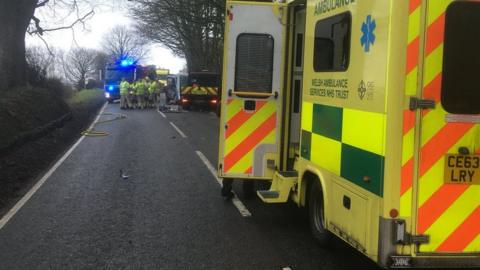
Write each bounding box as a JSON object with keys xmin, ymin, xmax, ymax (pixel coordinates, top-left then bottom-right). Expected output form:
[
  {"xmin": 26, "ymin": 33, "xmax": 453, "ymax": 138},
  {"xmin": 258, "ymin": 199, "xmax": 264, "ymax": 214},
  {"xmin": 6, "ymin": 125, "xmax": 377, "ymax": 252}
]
[
  {"xmin": 401, "ymin": 123, "xmax": 474, "ymax": 194},
  {"xmin": 425, "ymin": 14, "xmax": 446, "ymax": 56},
  {"xmin": 423, "ymin": 73, "xmax": 442, "ymax": 103},
  {"xmin": 226, "ymin": 101, "xmax": 267, "ymax": 139},
  {"xmin": 436, "ymin": 206, "xmax": 480, "ymax": 252},
  {"xmin": 419, "ymin": 123, "xmax": 474, "ymax": 177},
  {"xmin": 401, "ymin": 159, "xmax": 414, "ymax": 195},
  {"xmin": 420, "ymin": 73, "xmax": 443, "ymax": 116},
  {"xmin": 417, "ymin": 184, "xmax": 470, "ymax": 233},
  {"xmin": 224, "ymin": 113, "xmax": 276, "ymax": 172},
  {"xmin": 409, "ymin": 0, "xmax": 421, "ymax": 13}
]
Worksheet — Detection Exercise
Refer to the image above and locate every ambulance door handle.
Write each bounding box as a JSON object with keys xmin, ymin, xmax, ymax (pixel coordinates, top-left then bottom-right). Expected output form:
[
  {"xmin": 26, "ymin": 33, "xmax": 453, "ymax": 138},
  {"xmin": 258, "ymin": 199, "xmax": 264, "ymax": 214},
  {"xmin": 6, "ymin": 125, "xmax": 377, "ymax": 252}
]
[
  {"xmin": 343, "ymin": 195, "xmax": 351, "ymax": 210},
  {"xmin": 409, "ymin": 97, "xmax": 435, "ymax": 111},
  {"xmin": 274, "ymin": 91, "xmax": 279, "ymax": 99},
  {"xmin": 228, "ymin": 89, "xmax": 233, "ymax": 97}
]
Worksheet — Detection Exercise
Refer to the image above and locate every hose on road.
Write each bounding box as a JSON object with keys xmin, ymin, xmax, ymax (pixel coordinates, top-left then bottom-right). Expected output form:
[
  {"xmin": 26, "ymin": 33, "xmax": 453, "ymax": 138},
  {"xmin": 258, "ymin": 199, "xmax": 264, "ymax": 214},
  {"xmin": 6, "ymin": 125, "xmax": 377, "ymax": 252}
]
[{"xmin": 81, "ymin": 112, "xmax": 127, "ymax": 137}]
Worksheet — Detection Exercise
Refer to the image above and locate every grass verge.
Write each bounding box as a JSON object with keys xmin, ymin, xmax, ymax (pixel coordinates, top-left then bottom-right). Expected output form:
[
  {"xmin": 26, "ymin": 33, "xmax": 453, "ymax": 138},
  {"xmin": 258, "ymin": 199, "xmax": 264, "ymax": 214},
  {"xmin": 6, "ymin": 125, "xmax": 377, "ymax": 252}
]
[
  {"xmin": 0, "ymin": 87, "xmax": 105, "ymax": 213},
  {"xmin": 67, "ymin": 88, "xmax": 104, "ymax": 107}
]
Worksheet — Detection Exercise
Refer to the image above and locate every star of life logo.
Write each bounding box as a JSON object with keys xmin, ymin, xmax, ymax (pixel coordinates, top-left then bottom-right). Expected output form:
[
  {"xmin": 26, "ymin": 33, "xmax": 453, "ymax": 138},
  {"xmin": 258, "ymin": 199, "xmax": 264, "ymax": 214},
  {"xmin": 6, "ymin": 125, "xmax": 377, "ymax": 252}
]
[{"xmin": 361, "ymin": 15, "xmax": 376, "ymax": 52}]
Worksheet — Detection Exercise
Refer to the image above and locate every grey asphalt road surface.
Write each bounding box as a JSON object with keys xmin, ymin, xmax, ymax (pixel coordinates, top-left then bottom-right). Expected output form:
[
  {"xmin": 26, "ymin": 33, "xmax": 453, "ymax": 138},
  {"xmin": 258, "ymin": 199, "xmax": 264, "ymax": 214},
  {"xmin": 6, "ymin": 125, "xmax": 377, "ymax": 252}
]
[{"xmin": 0, "ymin": 104, "xmax": 378, "ymax": 270}]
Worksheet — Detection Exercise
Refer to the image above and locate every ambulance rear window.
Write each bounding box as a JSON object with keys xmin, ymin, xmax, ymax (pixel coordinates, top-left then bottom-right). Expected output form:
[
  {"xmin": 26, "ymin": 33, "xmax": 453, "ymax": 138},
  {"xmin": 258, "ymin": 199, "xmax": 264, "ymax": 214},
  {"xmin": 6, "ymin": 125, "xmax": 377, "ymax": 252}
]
[
  {"xmin": 235, "ymin": 33, "xmax": 274, "ymax": 94},
  {"xmin": 441, "ymin": 1, "xmax": 480, "ymax": 114},
  {"xmin": 314, "ymin": 12, "xmax": 351, "ymax": 72}
]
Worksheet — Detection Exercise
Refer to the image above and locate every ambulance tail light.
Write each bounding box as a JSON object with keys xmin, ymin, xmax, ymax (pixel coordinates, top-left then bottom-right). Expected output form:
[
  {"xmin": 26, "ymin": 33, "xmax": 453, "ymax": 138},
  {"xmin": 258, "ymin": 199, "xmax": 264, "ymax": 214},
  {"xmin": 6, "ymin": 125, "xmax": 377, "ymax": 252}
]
[
  {"xmin": 181, "ymin": 98, "xmax": 189, "ymax": 103},
  {"xmin": 210, "ymin": 99, "xmax": 218, "ymax": 104}
]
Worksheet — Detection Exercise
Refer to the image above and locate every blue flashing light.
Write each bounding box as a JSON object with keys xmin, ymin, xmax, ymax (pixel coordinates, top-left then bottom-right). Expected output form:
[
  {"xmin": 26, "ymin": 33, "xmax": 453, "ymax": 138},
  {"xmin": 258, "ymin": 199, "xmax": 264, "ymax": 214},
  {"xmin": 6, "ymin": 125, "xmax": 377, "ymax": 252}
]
[
  {"xmin": 108, "ymin": 85, "xmax": 114, "ymax": 91},
  {"xmin": 120, "ymin": 59, "xmax": 135, "ymax": 67}
]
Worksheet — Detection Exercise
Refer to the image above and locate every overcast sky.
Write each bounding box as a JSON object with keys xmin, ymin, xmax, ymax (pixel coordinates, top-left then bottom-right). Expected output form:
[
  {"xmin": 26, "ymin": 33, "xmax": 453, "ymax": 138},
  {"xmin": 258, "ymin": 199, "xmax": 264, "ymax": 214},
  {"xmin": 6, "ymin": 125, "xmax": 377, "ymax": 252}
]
[{"xmin": 25, "ymin": 2, "xmax": 186, "ymax": 73}]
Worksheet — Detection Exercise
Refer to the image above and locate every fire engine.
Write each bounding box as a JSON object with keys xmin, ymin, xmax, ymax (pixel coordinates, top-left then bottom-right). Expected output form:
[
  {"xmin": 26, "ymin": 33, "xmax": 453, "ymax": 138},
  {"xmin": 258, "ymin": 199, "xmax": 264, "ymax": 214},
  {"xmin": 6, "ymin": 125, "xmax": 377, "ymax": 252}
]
[
  {"xmin": 217, "ymin": 0, "xmax": 479, "ymax": 268},
  {"xmin": 103, "ymin": 60, "xmax": 156, "ymax": 103}
]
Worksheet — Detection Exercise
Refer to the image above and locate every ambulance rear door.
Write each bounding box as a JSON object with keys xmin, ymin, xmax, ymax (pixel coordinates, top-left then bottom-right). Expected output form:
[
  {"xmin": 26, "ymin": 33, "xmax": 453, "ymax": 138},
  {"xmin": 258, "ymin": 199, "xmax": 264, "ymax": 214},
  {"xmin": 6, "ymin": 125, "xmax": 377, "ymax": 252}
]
[
  {"xmin": 412, "ymin": 0, "xmax": 480, "ymax": 255},
  {"xmin": 219, "ymin": 2, "xmax": 288, "ymax": 179}
]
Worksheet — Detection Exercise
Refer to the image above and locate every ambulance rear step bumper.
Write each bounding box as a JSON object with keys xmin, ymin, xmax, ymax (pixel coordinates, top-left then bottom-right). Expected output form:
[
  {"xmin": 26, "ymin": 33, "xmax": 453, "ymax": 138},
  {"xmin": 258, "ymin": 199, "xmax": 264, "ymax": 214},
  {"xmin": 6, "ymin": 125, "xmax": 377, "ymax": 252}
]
[
  {"xmin": 390, "ymin": 255, "xmax": 480, "ymax": 269},
  {"xmin": 257, "ymin": 171, "xmax": 297, "ymax": 203},
  {"xmin": 257, "ymin": 190, "xmax": 279, "ymax": 199}
]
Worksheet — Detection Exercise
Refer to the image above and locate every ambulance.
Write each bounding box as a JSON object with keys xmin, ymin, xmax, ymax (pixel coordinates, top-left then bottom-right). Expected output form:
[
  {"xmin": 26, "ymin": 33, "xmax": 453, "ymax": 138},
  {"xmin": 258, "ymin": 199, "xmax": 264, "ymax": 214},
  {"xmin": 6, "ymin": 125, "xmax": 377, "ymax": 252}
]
[{"xmin": 217, "ymin": 0, "xmax": 479, "ymax": 268}]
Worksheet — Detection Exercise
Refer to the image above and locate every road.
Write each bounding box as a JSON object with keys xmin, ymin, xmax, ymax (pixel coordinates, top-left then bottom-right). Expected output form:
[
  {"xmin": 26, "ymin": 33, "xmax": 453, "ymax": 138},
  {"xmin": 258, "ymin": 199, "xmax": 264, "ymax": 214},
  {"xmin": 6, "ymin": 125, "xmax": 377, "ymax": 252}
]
[{"xmin": 0, "ymin": 103, "xmax": 377, "ymax": 270}]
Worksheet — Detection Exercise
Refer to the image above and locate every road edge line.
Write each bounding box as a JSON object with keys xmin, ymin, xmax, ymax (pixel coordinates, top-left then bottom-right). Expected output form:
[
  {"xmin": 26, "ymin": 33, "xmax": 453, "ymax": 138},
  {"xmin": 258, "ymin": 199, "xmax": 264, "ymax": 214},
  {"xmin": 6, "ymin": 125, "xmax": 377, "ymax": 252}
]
[
  {"xmin": 157, "ymin": 110, "xmax": 166, "ymax": 118},
  {"xmin": 0, "ymin": 102, "xmax": 108, "ymax": 230},
  {"xmin": 170, "ymin": 122, "xmax": 187, "ymax": 138},
  {"xmin": 195, "ymin": 151, "xmax": 252, "ymax": 218}
]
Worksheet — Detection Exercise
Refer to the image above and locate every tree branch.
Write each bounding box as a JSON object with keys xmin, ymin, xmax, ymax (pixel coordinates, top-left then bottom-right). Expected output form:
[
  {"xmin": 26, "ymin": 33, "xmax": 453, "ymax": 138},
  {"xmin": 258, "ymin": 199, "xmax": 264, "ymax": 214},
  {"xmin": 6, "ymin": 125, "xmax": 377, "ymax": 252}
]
[
  {"xmin": 31, "ymin": 15, "xmax": 44, "ymax": 35},
  {"xmin": 36, "ymin": 0, "xmax": 50, "ymax": 8},
  {"xmin": 37, "ymin": 34, "xmax": 54, "ymax": 56},
  {"xmin": 28, "ymin": 9, "xmax": 94, "ymax": 35}
]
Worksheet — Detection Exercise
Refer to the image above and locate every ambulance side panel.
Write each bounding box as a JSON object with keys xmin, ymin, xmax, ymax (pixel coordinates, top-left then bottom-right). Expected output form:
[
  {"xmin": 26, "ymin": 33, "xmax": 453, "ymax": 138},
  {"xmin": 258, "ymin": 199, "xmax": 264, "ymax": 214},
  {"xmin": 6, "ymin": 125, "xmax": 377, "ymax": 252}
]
[{"xmin": 299, "ymin": 0, "xmax": 394, "ymax": 261}]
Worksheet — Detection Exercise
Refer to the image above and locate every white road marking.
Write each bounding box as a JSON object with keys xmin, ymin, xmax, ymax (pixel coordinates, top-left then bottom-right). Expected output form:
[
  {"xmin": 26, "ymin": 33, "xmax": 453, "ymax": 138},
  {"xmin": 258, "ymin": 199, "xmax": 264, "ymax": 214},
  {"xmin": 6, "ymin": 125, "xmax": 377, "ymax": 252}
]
[
  {"xmin": 157, "ymin": 110, "xmax": 166, "ymax": 118},
  {"xmin": 195, "ymin": 151, "xmax": 252, "ymax": 218},
  {"xmin": 0, "ymin": 102, "xmax": 108, "ymax": 230},
  {"xmin": 170, "ymin": 122, "xmax": 187, "ymax": 138},
  {"xmin": 283, "ymin": 267, "xmax": 293, "ymax": 270}
]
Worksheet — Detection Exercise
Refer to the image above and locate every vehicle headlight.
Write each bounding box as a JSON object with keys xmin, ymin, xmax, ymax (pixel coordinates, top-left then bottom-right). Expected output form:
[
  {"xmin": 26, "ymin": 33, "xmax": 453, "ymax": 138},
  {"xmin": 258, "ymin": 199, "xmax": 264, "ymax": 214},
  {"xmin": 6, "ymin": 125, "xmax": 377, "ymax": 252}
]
[{"xmin": 105, "ymin": 92, "xmax": 111, "ymax": 98}]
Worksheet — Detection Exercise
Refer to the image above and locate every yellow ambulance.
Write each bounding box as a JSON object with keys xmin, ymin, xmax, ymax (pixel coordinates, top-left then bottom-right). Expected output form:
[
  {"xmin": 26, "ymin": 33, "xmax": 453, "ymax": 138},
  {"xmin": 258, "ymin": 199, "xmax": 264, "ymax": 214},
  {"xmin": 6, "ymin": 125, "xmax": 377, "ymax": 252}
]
[{"xmin": 217, "ymin": 0, "xmax": 479, "ymax": 268}]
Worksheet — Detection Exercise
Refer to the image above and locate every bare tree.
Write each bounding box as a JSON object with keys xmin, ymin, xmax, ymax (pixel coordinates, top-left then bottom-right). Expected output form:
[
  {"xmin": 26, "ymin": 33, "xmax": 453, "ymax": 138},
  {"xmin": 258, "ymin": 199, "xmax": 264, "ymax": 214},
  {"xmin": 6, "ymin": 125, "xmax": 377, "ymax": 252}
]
[
  {"xmin": 93, "ymin": 51, "xmax": 109, "ymax": 81},
  {"xmin": 25, "ymin": 45, "xmax": 56, "ymax": 84},
  {"xmin": 63, "ymin": 47, "xmax": 98, "ymax": 90},
  {"xmin": 101, "ymin": 25, "xmax": 150, "ymax": 63},
  {"xmin": 129, "ymin": 0, "xmax": 225, "ymax": 72},
  {"xmin": 0, "ymin": 0, "xmax": 100, "ymax": 91}
]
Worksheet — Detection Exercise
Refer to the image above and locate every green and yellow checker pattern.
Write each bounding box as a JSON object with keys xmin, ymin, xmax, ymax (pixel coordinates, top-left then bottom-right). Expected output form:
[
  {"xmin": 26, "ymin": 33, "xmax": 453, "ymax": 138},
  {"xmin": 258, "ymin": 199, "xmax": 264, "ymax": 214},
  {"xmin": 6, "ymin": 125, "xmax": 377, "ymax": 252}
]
[{"xmin": 301, "ymin": 102, "xmax": 387, "ymax": 197}]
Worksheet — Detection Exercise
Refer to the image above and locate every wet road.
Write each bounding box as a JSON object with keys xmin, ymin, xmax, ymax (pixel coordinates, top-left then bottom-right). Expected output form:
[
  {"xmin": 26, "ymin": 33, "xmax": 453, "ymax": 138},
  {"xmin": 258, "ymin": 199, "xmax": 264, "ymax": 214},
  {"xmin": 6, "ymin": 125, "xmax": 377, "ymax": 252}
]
[{"xmin": 0, "ymin": 103, "xmax": 377, "ymax": 270}]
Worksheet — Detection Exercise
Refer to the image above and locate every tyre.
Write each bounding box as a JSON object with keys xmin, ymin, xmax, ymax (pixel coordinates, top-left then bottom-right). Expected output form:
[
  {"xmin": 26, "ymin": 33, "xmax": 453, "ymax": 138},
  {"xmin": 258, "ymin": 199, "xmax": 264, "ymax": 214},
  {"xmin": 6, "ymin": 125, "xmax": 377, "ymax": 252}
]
[
  {"xmin": 256, "ymin": 180, "xmax": 271, "ymax": 191},
  {"xmin": 215, "ymin": 104, "xmax": 221, "ymax": 117},
  {"xmin": 242, "ymin": 180, "xmax": 255, "ymax": 199},
  {"xmin": 221, "ymin": 179, "xmax": 234, "ymax": 199},
  {"xmin": 308, "ymin": 180, "xmax": 331, "ymax": 246},
  {"xmin": 107, "ymin": 99, "xmax": 114, "ymax": 104}
]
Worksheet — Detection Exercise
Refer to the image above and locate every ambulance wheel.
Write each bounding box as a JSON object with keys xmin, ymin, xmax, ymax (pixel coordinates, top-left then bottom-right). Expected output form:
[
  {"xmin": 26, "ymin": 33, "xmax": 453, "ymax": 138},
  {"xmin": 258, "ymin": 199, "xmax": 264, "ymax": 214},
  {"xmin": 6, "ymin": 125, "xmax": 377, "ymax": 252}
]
[
  {"xmin": 242, "ymin": 180, "xmax": 255, "ymax": 199},
  {"xmin": 308, "ymin": 180, "xmax": 331, "ymax": 246}
]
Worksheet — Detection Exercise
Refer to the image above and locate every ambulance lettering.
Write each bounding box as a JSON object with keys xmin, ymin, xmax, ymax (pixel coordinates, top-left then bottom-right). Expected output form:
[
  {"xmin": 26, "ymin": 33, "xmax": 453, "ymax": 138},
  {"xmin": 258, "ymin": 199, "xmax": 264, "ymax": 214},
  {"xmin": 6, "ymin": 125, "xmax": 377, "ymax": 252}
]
[{"xmin": 314, "ymin": 0, "xmax": 356, "ymax": 16}]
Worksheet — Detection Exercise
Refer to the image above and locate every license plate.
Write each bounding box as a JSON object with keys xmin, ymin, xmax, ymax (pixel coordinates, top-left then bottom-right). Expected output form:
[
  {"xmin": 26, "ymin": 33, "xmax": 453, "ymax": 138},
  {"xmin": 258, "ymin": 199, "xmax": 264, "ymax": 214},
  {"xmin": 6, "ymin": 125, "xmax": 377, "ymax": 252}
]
[{"xmin": 444, "ymin": 154, "xmax": 480, "ymax": 184}]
